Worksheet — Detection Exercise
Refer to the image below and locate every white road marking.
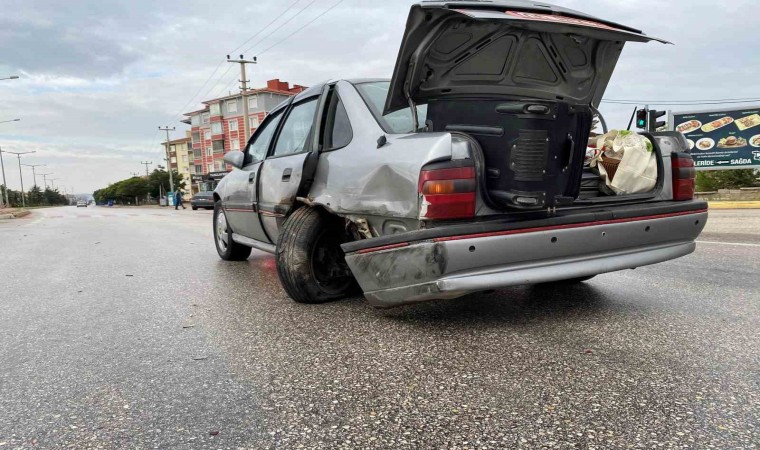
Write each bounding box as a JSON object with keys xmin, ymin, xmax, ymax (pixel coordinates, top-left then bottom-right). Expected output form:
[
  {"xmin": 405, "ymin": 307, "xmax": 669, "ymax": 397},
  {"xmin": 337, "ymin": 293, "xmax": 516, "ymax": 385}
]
[{"xmin": 697, "ymin": 240, "xmax": 760, "ymax": 248}]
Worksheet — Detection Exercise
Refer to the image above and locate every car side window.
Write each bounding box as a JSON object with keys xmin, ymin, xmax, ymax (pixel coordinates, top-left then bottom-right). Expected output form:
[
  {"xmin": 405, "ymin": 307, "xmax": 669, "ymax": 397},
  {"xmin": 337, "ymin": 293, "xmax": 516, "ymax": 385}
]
[
  {"xmin": 272, "ymin": 99, "xmax": 318, "ymax": 157},
  {"xmin": 325, "ymin": 93, "xmax": 352, "ymax": 150},
  {"xmin": 247, "ymin": 112, "xmax": 282, "ymax": 163}
]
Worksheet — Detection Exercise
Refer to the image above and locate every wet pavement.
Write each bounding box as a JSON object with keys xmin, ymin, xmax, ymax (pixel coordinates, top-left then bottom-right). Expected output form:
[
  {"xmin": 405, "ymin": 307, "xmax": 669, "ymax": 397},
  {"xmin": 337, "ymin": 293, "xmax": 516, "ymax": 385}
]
[{"xmin": 0, "ymin": 206, "xmax": 757, "ymax": 449}]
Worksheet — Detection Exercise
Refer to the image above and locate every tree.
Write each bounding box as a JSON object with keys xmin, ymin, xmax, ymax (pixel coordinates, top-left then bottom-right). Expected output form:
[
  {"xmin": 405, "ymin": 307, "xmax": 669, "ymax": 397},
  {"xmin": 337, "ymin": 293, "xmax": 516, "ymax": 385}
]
[
  {"xmin": 147, "ymin": 168, "xmax": 185, "ymax": 198},
  {"xmin": 116, "ymin": 177, "xmax": 150, "ymax": 200},
  {"xmin": 696, "ymin": 169, "xmax": 759, "ymax": 191}
]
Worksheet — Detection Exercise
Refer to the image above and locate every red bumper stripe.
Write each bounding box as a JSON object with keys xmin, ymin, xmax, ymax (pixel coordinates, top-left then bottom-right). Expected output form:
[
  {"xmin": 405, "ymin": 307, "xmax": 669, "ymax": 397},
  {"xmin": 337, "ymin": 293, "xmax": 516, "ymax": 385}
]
[
  {"xmin": 353, "ymin": 209, "xmax": 707, "ymax": 254},
  {"xmin": 434, "ymin": 209, "xmax": 708, "ymax": 242}
]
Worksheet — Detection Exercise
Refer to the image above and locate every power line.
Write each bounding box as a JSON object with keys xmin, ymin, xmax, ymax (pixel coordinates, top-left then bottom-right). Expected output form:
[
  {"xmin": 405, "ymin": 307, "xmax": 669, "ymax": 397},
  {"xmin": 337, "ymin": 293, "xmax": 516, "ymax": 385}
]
[
  {"xmin": 258, "ymin": 0, "xmax": 346, "ymax": 56},
  {"xmin": 602, "ymin": 98, "xmax": 760, "ymax": 106},
  {"xmin": 165, "ymin": 0, "xmax": 306, "ymax": 125},
  {"xmin": 209, "ymin": 0, "xmax": 322, "ymax": 100},
  {"xmin": 228, "ymin": 0, "xmax": 303, "ymax": 56},
  {"xmin": 240, "ymin": 0, "xmax": 319, "ymax": 57}
]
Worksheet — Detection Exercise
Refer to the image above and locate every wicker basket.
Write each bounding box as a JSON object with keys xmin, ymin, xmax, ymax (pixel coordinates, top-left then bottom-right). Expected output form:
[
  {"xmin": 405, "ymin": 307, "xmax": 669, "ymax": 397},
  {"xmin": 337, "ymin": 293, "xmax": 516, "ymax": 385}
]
[{"xmin": 600, "ymin": 156, "xmax": 621, "ymax": 181}]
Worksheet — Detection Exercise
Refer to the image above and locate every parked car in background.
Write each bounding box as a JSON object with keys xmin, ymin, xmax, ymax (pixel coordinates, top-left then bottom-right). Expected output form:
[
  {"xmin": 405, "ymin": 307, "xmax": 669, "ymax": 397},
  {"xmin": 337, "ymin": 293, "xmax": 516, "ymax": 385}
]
[
  {"xmin": 190, "ymin": 191, "xmax": 215, "ymax": 210},
  {"xmin": 210, "ymin": 0, "xmax": 706, "ymax": 308},
  {"xmin": 76, "ymin": 200, "xmax": 87, "ymax": 208}
]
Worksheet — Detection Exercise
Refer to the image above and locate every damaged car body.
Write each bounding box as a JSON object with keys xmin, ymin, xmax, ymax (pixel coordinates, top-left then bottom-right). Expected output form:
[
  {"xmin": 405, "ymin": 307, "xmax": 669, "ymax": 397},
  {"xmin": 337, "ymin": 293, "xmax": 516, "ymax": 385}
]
[{"xmin": 212, "ymin": 1, "xmax": 707, "ymax": 307}]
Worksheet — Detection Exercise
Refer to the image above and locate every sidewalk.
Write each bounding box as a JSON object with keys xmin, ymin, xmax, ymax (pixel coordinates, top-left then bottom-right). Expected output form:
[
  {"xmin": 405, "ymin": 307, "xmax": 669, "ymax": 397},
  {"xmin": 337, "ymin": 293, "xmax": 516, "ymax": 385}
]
[
  {"xmin": 0, "ymin": 208, "xmax": 30, "ymax": 219},
  {"xmin": 708, "ymin": 201, "xmax": 760, "ymax": 210}
]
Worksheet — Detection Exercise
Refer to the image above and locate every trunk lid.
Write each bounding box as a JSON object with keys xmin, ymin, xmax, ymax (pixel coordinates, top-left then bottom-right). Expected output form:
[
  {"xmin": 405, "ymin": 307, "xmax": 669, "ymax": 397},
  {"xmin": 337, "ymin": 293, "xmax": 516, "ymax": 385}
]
[{"xmin": 384, "ymin": 1, "xmax": 669, "ymax": 114}]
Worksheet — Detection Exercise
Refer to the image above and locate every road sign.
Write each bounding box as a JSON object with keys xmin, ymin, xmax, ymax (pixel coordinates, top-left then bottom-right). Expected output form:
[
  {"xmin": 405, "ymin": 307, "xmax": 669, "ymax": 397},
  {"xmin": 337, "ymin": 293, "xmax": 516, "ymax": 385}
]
[{"xmin": 671, "ymin": 106, "xmax": 760, "ymax": 170}]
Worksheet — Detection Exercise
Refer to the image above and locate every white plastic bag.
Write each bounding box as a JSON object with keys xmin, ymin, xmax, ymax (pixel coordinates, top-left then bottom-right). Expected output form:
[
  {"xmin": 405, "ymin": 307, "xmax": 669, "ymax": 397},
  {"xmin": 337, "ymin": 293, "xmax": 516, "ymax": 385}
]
[{"xmin": 590, "ymin": 130, "xmax": 657, "ymax": 195}]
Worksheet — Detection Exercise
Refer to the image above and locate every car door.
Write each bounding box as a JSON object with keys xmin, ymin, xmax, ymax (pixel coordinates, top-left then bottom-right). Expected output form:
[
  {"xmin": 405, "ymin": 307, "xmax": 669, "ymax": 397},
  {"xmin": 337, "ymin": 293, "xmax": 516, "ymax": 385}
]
[
  {"xmin": 257, "ymin": 94, "xmax": 323, "ymax": 242},
  {"xmin": 223, "ymin": 109, "xmax": 284, "ymax": 243}
]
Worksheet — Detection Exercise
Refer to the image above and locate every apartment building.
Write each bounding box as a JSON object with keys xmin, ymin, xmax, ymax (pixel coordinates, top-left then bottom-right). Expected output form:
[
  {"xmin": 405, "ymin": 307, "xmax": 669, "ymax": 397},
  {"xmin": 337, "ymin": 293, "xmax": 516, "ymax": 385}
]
[
  {"xmin": 183, "ymin": 79, "xmax": 306, "ymax": 177},
  {"xmin": 162, "ymin": 131, "xmax": 193, "ymax": 195}
]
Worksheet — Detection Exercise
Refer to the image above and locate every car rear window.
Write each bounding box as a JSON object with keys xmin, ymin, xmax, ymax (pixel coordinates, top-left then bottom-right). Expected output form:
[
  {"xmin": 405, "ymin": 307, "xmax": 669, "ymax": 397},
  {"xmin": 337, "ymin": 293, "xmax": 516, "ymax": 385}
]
[{"xmin": 354, "ymin": 81, "xmax": 427, "ymax": 134}]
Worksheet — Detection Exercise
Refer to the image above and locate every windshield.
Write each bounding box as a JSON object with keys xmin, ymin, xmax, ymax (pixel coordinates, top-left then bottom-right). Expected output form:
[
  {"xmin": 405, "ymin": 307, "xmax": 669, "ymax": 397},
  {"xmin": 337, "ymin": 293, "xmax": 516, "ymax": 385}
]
[{"xmin": 354, "ymin": 81, "xmax": 427, "ymax": 134}]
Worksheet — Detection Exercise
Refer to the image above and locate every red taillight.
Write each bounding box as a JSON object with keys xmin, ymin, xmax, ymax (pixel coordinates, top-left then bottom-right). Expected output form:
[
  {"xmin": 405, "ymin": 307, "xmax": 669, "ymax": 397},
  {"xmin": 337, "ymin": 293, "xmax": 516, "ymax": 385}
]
[
  {"xmin": 671, "ymin": 153, "xmax": 695, "ymax": 201},
  {"xmin": 419, "ymin": 166, "xmax": 476, "ymax": 219}
]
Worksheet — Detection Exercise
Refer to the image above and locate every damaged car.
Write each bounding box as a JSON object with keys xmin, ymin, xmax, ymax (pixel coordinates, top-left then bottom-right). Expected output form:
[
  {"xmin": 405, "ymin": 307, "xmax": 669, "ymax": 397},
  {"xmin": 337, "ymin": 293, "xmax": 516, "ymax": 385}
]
[{"xmin": 212, "ymin": 0, "xmax": 707, "ymax": 307}]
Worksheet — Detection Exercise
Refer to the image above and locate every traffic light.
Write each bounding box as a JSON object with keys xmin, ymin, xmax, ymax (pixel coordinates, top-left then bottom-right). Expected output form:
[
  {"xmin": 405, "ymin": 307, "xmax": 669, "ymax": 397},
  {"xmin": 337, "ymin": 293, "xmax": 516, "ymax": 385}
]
[
  {"xmin": 636, "ymin": 109, "xmax": 647, "ymax": 129},
  {"xmin": 647, "ymin": 110, "xmax": 667, "ymax": 132}
]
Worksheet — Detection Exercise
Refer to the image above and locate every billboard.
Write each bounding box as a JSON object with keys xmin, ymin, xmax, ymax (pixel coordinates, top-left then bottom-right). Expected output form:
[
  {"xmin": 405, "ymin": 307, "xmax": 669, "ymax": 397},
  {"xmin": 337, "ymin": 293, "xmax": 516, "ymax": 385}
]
[{"xmin": 671, "ymin": 106, "xmax": 760, "ymax": 170}]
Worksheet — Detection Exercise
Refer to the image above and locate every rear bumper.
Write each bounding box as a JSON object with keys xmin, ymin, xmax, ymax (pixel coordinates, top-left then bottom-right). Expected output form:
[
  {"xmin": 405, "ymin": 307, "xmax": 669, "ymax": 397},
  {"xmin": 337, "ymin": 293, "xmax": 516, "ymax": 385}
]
[{"xmin": 343, "ymin": 202, "xmax": 707, "ymax": 308}]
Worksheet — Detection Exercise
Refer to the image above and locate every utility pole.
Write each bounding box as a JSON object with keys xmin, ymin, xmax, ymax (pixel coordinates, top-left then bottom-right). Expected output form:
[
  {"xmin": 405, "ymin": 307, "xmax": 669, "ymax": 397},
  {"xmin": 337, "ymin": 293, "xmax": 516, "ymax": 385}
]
[
  {"xmin": 227, "ymin": 54, "xmax": 257, "ymax": 140},
  {"xmin": 48, "ymin": 178, "xmax": 59, "ymax": 190},
  {"xmin": 5, "ymin": 151, "xmax": 35, "ymax": 207},
  {"xmin": 141, "ymin": 161, "xmax": 152, "ymax": 177},
  {"xmin": 22, "ymin": 163, "xmax": 46, "ymax": 188},
  {"xmin": 158, "ymin": 126, "xmax": 175, "ymax": 194},
  {"xmin": 0, "ymin": 146, "xmax": 9, "ymax": 207}
]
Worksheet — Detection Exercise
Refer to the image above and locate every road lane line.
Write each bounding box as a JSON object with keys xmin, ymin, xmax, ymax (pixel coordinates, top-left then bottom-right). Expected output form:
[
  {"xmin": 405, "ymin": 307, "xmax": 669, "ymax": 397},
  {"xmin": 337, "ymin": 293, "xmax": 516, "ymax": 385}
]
[{"xmin": 697, "ymin": 240, "xmax": 760, "ymax": 247}]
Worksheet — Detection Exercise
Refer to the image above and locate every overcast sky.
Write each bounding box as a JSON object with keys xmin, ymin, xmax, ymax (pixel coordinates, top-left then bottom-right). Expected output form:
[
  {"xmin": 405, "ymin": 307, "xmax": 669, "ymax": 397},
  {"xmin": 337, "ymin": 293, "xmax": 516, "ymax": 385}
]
[{"xmin": 1, "ymin": 0, "xmax": 758, "ymax": 193}]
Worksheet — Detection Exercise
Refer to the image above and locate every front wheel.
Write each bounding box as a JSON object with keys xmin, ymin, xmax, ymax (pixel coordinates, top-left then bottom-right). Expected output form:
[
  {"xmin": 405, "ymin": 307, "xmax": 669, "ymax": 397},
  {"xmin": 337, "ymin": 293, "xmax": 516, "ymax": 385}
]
[
  {"xmin": 276, "ymin": 207, "xmax": 357, "ymax": 304},
  {"xmin": 213, "ymin": 201, "xmax": 252, "ymax": 261},
  {"xmin": 192, "ymin": 206, "xmax": 198, "ymax": 210}
]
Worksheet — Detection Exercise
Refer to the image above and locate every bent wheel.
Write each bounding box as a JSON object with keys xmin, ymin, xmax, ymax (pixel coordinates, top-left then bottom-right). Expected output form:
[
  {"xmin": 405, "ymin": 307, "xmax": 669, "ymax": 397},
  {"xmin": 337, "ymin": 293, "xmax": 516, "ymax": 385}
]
[{"xmin": 276, "ymin": 207, "xmax": 357, "ymax": 304}]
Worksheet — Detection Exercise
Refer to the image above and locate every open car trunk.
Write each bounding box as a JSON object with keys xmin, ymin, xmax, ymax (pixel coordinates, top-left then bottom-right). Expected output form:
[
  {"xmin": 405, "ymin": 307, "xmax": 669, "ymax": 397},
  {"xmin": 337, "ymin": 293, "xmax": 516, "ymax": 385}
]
[{"xmin": 385, "ymin": 1, "xmax": 669, "ymax": 210}]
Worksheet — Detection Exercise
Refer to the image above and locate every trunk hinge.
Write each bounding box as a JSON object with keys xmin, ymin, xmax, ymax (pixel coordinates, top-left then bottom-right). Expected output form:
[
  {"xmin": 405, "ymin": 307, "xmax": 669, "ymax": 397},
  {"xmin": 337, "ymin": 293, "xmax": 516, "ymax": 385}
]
[{"xmin": 404, "ymin": 60, "xmax": 418, "ymax": 132}]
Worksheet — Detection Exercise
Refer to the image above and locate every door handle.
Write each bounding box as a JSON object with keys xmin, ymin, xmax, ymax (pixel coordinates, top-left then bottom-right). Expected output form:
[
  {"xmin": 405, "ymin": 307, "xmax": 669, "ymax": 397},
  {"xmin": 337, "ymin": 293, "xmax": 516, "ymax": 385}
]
[
  {"xmin": 249, "ymin": 173, "xmax": 256, "ymax": 183},
  {"xmin": 281, "ymin": 168, "xmax": 292, "ymax": 182}
]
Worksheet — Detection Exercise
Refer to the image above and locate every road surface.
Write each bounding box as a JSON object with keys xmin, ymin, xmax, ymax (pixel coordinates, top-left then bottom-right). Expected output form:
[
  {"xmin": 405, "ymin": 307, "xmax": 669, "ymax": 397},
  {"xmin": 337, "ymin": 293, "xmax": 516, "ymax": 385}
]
[{"xmin": 0, "ymin": 206, "xmax": 757, "ymax": 449}]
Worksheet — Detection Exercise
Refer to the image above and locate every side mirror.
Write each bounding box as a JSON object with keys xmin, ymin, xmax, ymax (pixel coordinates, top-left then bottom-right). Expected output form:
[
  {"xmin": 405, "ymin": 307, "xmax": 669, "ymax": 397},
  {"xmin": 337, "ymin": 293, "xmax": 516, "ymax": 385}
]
[{"xmin": 223, "ymin": 150, "xmax": 245, "ymax": 169}]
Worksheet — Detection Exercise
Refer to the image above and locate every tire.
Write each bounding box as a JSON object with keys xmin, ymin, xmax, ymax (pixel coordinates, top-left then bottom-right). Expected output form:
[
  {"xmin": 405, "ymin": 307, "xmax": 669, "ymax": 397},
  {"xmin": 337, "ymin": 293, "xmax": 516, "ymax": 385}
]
[
  {"xmin": 213, "ymin": 201, "xmax": 252, "ymax": 261},
  {"xmin": 192, "ymin": 206, "xmax": 198, "ymax": 210},
  {"xmin": 276, "ymin": 207, "xmax": 357, "ymax": 304}
]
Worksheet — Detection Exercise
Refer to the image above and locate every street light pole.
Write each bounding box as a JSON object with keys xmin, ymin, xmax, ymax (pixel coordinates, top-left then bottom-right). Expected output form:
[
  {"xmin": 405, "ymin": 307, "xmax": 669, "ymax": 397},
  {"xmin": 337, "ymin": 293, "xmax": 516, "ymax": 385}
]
[
  {"xmin": 48, "ymin": 178, "xmax": 60, "ymax": 190},
  {"xmin": 39, "ymin": 173, "xmax": 52, "ymax": 190},
  {"xmin": 0, "ymin": 146, "xmax": 9, "ymax": 208},
  {"xmin": 5, "ymin": 151, "xmax": 35, "ymax": 207},
  {"xmin": 22, "ymin": 164, "xmax": 46, "ymax": 188},
  {"xmin": 0, "ymin": 119, "xmax": 20, "ymax": 208}
]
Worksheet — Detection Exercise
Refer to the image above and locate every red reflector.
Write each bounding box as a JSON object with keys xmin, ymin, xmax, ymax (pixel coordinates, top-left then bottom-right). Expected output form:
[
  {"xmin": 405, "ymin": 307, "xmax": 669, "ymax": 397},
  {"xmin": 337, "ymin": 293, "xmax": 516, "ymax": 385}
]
[
  {"xmin": 423, "ymin": 192, "xmax": 476, "ymax": 219},
  {"xmin": 671, "ymin": 155, "xmax": 695, "ymax": 201}
]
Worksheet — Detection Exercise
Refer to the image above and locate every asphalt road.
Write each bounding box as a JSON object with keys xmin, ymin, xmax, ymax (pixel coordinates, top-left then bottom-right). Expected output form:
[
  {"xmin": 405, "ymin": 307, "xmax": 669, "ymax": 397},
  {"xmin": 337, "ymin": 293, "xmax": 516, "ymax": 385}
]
[{"xmin": 0, "ymin": 206, "xmax": 757, "ymax": 449}]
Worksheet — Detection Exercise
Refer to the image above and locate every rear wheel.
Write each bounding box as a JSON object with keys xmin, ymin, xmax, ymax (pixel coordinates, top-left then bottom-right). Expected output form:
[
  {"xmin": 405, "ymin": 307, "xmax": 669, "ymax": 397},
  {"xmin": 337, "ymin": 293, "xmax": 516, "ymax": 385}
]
[
  {"xmin": 276, "ymin": 207, "xmax": 357, "ymax": 304},
  {"xmin": 192, "ymin": 205, "xmax": 198, "ymax": 210},
  {"xmin": 213, "ymin": 201, "xmax": 252, "ymax": 261}
]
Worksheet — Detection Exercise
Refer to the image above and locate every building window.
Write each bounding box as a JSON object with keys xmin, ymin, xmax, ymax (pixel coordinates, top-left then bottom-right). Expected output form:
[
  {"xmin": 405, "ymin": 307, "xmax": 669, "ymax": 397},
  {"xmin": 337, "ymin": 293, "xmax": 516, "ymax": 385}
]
[
  {"xmin": 188, "ymin": 150, "xmax": 194, "ymax": 159},
  {"xmin": 215, "ymin": 160, "xmax": 224, "ymax": 171},
  {"xmin": 210, "ymin": 103, "xmax": 221, "ymax": 116},
  {"xmin": 211, "ymin": 122, "xmax": 222, "ymax": 135},
  {"xmin": 203, "ymin": 130, "xmax": 211, "ymax": 140},
  {"xmin": 191, "ymin": 131, "xmax": 200, "ymax": 144},
  {"xmin": 191, "ymin": 115, "xmax": 200, "ymax": 126},
  {"xmin": 249, "ymin": 116, "xmax": 260, "ymax": 129},
  {"xmin": 182, "ymin": 155, "xmax": 188, "ymax": 163},
  {"xmin": 170, "ymin": 156, "xmax": 177, "ymax": 164},
  {"xmin": 206, "ymin": 147, "xmax": 212, "ymax": 157},
  {"xmin": 248, "ymin": 96, "xmax": 258, "ymax": 110},
  {"xmin": 201, "ymin": 112, "xmax": 210, "ymax": 124},
  {"xmin": 227, "ymin": 100, "xmax": 238, "ymax": 114},
  {"xmin": 231, "ymin": 139, "xmax": 240, "ymax": 150},
  {"xmin": 207, "ymin": 163, "xmax": 214, "ymax": 173},
  {"xmin": 228, "ymin": 119, "xmax": 238, "ymax": 132},
  {"xmin": 195, "ymin": 165, "xmax": 202, "ymax": 174},
  {"xmin": 212, "ymin": 141, "xmax": 225, "ymax": 153}
]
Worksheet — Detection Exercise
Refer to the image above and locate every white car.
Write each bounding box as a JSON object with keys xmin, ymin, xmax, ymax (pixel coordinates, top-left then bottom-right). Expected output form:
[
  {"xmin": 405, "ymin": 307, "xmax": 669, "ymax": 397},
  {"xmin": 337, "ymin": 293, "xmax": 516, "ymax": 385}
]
[{"xmin": 76, "ymin": 200, "xmax": 88, "ymax": 208}]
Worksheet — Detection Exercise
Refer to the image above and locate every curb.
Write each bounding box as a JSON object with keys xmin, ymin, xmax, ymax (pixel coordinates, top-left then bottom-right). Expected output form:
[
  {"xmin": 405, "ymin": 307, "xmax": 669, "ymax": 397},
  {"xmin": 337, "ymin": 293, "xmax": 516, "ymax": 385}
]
[{"xmin": 0, "ymin": 210, "xmax": 30, "ymax": 220}]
